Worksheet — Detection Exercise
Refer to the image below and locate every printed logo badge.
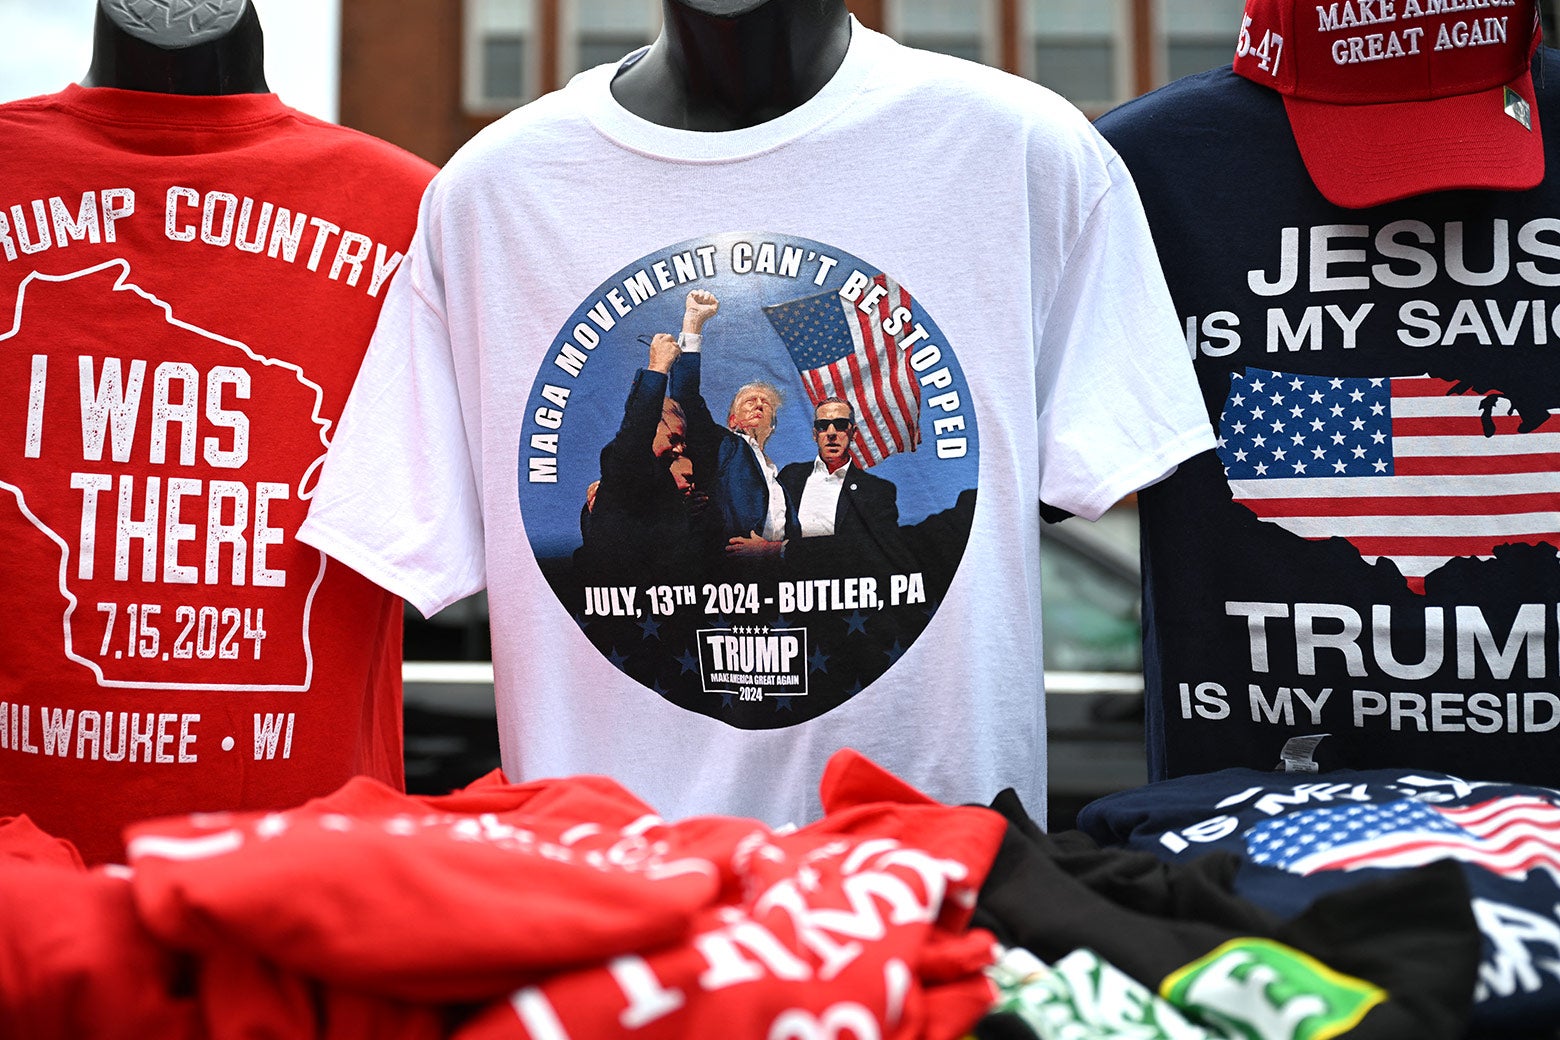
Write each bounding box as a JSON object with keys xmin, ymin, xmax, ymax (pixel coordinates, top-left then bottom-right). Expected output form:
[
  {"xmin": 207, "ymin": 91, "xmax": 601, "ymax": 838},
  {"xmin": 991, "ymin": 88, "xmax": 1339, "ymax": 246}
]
[
  {"xmin": 1161, "ymin": 939, "xmax": 1385, "ymax": 1040},
  {"xmin": 516, "ymin": 233, "xmax": 979, "ymax": 729}
]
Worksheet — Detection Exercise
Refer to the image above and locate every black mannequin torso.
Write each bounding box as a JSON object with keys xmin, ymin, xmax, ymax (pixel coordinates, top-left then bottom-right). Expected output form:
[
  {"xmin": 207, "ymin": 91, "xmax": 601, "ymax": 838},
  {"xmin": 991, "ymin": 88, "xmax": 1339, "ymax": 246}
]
[
  {"xmin": 611, "ymin": 0, "xmax": 850, "ymax": 131},
  {"xmin": 81, "ymin": 0, "xmax": 268, "ymax": 95}
]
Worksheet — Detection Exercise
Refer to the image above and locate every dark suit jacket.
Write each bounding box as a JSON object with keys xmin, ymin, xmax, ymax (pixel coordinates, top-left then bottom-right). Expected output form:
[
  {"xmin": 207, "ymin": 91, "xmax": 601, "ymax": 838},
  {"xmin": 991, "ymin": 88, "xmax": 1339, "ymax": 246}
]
[
  {"xmin": 777, "ymin": 459, "xmax": 913, "ymax": 574},
  {"xmin": 580, "ymin": 368, "xmax": 711, "ymax": 581},
  {"xmin": 670, "ymin": 352, "xmax": 783, "ymax": 541}
]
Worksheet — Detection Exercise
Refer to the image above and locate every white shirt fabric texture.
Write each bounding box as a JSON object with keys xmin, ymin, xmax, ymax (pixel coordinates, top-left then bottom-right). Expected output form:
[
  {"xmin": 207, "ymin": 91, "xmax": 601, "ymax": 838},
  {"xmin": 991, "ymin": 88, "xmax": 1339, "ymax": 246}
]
[
  {"xmin": 742, "ymin": 432, "xmax": 789, "ymax": 542},
  {"xmin": 299, "ymin": 21, "xmax": 1213, "ymax": 828},
  {"xmin": 798, "ymin": 459, "xmax": 849, "ymax": 537}
]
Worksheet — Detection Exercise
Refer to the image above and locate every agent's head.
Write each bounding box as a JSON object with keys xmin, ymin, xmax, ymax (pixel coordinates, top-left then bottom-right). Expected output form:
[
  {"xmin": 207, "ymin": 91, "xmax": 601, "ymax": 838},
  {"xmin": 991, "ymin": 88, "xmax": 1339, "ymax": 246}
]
[
  {"xmin": 669, "ymin": 456, "xmax": 696, "ymax": 496},
  {"xmin": 727, "ymin": 381, "xmax": 782, "ymax": 445},
  {"xmin": 812, "ymin": 398, "xmax": 854, "ymax": 471},
  {"xmin": 654, "ymin": 398, "xmax": 687, "ymax": 460}
]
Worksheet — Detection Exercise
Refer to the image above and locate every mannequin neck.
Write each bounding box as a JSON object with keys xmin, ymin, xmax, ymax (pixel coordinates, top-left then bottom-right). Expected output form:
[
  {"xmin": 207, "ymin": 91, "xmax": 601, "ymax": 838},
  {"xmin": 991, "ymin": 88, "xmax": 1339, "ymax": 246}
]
[
  {"xmin": 81, "ymin": 0, "xmax": 269, "ymax": 95},
  {"xmin": 611, "ymin": 0, "xmax": 851, "ymax": 131}
]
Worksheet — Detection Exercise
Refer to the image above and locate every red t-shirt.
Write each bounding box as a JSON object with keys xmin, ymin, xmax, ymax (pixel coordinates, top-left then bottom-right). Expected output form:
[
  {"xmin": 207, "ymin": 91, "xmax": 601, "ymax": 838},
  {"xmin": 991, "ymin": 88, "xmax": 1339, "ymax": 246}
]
[
  {"xmin": 125, "ymin": 751, "xmax": 1005, "ymax": 1040},
  {"xmin": 0, "ymin": 85, "xmax": 435, "ymax": 864}
]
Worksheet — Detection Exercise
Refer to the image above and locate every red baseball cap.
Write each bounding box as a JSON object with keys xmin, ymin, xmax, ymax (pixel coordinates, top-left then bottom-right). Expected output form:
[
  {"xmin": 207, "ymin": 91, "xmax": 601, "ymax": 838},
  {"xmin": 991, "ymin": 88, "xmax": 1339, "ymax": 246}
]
[{"xmin": 1232, "ymin": 0, "xmax": 1544, "ymax": 208}]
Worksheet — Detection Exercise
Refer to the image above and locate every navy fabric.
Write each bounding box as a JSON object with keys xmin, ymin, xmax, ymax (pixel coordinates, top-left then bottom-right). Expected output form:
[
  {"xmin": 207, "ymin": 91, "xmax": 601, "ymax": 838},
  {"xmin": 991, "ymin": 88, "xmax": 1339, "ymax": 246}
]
[{"xmin": 1097, "ymin": 51, "xmax": 1560, "ymax": 790}]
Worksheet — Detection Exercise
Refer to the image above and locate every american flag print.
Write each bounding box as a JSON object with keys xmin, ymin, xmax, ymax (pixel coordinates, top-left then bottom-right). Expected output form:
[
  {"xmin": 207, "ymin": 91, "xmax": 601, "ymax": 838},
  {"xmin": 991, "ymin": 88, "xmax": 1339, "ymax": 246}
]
[
  {"xmin": 1217, "ymin": 368, "xmax": 1560, "ymax": 593},
  {"xmin": 762, "ymin": 274, "xmax": 920, "ymax": 467},
  {"xmin": 1245, "ymin": 796, "xmax": 1560, "ymax": 880}
]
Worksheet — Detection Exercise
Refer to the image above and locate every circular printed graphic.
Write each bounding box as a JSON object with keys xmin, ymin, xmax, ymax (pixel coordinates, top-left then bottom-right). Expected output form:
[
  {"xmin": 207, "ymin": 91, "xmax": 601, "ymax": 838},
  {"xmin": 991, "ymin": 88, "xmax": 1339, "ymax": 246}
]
[{"xmin": 517, "ymin": 233, "xmax": 979, "ymax": 729}]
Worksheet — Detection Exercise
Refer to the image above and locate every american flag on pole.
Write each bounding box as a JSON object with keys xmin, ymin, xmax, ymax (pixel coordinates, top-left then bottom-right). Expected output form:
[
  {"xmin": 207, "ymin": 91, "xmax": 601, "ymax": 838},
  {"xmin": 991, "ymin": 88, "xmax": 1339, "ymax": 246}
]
[
  {"xmin": 1244, "ymin": 796, "xmax": 1560, "ymax": 880},
  {"xmin": 1217, "ymin": 368, "xmax": 1560, "ymax": 594},
  {"xmin": 761, "ymin": 274, "xmax": 920, "ymax": 468}
]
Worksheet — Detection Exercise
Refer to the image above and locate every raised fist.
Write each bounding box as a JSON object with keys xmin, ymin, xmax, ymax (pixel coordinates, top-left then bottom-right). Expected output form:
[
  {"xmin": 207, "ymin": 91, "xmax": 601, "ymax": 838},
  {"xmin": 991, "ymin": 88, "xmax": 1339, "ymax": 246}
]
[{"xmin": 683, "ymin": 289, "xmax": 719, "ymax": 334}]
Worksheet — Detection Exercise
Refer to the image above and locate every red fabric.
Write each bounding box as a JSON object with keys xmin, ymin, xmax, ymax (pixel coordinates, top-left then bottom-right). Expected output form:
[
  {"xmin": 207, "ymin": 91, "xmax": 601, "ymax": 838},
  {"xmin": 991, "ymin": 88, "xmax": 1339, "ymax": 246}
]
[
  {"xmin": 127, "ymin": 772, "xmax": 749, "ymax": 1002},
  {"xmin": 449, "ymin": 750, "xmax": 1006, "ymax": 1040},
  {"xmin": 0, "ymin": 814, "xmax": 85, "ymax": 869},
  {"xmin": 0, "ymin": 85, "xmax": 435, "ymax": 864},
  {"xmin": 0, "ymin": 860, "xmax": 201, "ymax": 1040},
  {"xmin": 2, "ymin": 751, "xmax": 1003, "ymax": 1039}
]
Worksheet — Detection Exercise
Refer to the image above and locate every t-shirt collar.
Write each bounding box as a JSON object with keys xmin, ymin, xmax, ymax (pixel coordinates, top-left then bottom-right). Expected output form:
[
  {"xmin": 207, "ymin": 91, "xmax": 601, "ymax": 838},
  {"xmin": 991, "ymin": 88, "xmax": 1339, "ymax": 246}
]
[{"xmin": 575, "ymin": 16, "xmax": 889, "ymax": 163}]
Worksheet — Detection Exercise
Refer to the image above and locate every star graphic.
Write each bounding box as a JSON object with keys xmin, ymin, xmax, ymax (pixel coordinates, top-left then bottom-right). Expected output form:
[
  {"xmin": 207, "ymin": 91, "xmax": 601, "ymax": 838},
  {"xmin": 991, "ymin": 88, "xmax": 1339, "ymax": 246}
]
[
  {"xmin": 676, "ymin": 649, "xmax": 700, "ymax": 674},
  {"xmin": 638, "ymin": 616, "xmax": 662, "ymax": 640},
  {"xmin": 810, "ymin": 645, "xmax": 830, "ymax": 674},
  {"xmin": 774, "ymin": 697, "xmax": 793, "ymax": 712},
  {"xmin": 843, "ymin": 610, "xmax": 869, "ymax": 635}
]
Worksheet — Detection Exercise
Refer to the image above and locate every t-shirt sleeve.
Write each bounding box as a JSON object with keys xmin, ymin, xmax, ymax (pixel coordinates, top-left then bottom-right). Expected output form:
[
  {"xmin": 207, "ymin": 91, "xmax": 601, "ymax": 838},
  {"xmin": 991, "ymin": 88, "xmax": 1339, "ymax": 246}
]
[
  {"xmin": 1033, "ymin": 153, "xmax": 1214, "ymax": 522},
  {"xmin": 297, "ymin": 192, "xmax": 486, "ymax": 619}
]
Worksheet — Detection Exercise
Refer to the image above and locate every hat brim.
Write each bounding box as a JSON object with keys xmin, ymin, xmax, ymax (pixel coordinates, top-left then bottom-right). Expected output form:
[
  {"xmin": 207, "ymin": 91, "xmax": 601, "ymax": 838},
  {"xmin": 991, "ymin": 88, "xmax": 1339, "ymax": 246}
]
[{"xmin": 1282, "ymin": 68, "xmax": 1544, "ymax": 209}]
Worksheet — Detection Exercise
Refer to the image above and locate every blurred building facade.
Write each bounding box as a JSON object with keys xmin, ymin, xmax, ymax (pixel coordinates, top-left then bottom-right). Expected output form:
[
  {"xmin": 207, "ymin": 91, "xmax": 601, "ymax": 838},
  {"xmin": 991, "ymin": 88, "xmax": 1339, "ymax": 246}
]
[{"xmin": 339, "ymin": 0, "xmax": 1254, "ymax": 166}]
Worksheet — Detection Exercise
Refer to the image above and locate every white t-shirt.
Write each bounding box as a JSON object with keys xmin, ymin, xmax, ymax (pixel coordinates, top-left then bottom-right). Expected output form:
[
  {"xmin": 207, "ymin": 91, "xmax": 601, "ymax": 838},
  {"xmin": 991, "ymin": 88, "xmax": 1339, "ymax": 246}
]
[{"xmin": 299, "ymin": 22, "xmax": 1213, "ymax": 827}]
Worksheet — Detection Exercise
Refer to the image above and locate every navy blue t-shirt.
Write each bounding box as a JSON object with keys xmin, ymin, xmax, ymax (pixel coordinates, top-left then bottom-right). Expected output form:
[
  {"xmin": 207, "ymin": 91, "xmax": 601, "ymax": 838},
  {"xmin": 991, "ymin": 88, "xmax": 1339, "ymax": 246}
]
[{"xmin": 1097, "ymin": 50, "xmax": 1560, "ymax": 789}]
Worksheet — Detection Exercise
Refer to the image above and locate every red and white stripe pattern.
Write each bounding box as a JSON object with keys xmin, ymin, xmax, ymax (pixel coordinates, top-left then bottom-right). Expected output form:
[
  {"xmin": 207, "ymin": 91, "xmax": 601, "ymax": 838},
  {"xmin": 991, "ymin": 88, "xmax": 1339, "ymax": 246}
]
[
  {"xmin": 1218, "ymin": 369, "xmax": 1560, "ymax": 593},
  {"xmin": 763, "ymin": 274, "xmax": 920, "ymax": 468},
  {"xmin": 1253, "ymin": 796, "xmax": 1560, "ymax": 880}
]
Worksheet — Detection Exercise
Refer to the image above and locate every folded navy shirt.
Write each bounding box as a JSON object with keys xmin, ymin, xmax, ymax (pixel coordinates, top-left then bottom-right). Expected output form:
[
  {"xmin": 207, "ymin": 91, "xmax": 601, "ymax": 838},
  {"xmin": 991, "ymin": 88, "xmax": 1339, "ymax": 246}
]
[{"xmin": 1078, "ymin": 767, "xmax": 1560, "ymax": 1032}]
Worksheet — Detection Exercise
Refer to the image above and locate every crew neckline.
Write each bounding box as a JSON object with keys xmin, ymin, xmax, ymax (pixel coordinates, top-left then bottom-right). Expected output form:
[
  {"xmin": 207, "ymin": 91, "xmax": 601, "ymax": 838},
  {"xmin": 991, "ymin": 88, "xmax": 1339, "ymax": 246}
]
[
  {"xmin": 55, "ymin": 83, "xmax": 290, "ymax": 129},
  {"xmin": 578, "ymin": 16, "xmax": 889, "ymax": 163}
]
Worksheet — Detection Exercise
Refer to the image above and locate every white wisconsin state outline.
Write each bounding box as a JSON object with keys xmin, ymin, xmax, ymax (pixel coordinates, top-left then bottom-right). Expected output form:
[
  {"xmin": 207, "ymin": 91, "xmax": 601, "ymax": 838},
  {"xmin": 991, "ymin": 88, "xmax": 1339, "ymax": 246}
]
[{"xmin": 0, "ymin": 260, "xmax": 332, "ymax": 692}]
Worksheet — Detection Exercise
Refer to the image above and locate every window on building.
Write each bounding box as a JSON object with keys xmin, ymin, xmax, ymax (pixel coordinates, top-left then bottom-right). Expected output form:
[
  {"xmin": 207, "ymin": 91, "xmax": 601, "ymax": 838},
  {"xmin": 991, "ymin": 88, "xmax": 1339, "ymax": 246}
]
[
  {"xmin": 1028, "ymin": 0, "xmax": 1126, "ymax": 108},
  {"xmin": 466, "ymin": 0, "xmax": 537, "ymax": 112},
  {"xmin": 1160, "ymin": 0, "xmax": 1245, "ymax": 81},
  {"xmin": 569, "ymin": 0, "xmax": 660, "ymax": 78},
  {"xmin": 886, "ymin": 0, "xmax": 996, "ymax": 65}
]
